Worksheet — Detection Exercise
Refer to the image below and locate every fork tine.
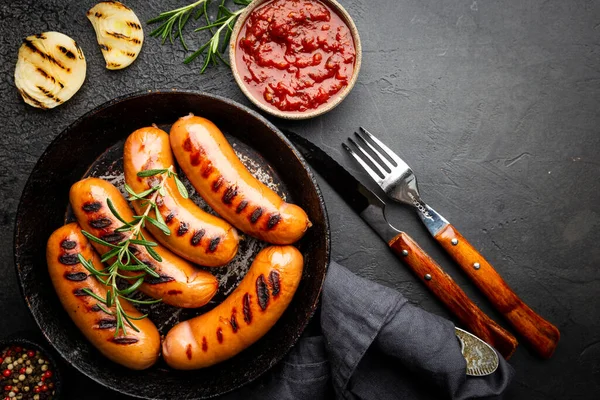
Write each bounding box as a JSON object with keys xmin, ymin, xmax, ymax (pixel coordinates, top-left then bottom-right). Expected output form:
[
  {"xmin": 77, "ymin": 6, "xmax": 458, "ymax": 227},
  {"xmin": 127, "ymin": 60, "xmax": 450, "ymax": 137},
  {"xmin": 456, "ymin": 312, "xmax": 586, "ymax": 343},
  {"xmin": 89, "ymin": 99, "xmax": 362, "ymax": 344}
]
[
  {"xmin": 359, "ymin": 127, "xmax": 410, "ymax": 170},
  {"xmin": 347, "ymin": 137, "xmax": 388, "ymax": 177},
  {"xmin": 342, "ymin": 142, "xmax": 384, "ymax": 184},
  {"xmin": 354, "ymin": 130, "xmax": 396, "ymax": 171}
]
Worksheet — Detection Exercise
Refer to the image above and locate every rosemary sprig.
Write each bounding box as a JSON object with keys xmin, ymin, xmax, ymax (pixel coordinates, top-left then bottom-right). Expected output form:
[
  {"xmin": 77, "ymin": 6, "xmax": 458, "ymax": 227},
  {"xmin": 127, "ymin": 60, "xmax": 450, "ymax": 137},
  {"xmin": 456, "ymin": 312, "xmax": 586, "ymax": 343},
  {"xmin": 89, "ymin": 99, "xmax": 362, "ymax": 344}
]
[
  {"xmin": 149, "ymin": 0, "xmax": 252, "ymax": 73},
  {"xmin": 79, "ymin": 167, "xmax": 189, "ymax": 337},
  {"xmin": 148, "ymin": 0, "xmax": 211, "ymax": 50}
]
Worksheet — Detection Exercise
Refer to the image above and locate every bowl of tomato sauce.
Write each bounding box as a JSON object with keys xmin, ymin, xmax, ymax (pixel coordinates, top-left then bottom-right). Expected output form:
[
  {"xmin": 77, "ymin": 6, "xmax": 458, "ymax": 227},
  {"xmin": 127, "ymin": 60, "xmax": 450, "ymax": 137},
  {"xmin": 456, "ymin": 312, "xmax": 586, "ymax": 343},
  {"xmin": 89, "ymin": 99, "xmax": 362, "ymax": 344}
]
[{"xmin": 230, "ymin": 0, "xmax": 361, "ymax": 119}]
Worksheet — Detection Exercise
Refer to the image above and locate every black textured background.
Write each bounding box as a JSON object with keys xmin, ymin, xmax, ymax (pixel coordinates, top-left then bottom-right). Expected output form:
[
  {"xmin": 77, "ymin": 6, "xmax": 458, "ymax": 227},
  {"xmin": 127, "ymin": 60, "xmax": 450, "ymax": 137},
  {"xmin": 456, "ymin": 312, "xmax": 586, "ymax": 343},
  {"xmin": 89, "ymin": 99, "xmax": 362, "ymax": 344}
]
[{"xmin": 1, "ymin": 0, "xmax": 599, "ymax": 399}]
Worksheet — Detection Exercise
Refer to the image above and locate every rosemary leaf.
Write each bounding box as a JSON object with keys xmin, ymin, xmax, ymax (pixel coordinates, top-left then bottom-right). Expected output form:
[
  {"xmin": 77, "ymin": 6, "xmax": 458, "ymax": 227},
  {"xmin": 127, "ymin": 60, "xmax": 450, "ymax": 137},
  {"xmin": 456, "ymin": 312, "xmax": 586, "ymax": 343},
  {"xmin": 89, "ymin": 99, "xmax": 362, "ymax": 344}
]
[
  {"xmin": 118, "ymin": 277, "xmax": 145, "ymax": 296},
  {"xmin": 82, "ymin": 288, "xmax": 107, "ymax": 303},
  {"xmin": 126, "ymin": 313, "xmax": 150, "ymax": 321},
  {"xmin": 137, "ymin": 168, "xmax": 169, "ymax": 177},
  {"xmin": 81, "ymin": 230, "xmax": 118, "ymax": 248},
  {"xmin": 101, "ymin": 247, "xmax": 122, "ymax": 263},
  {"xmin": 145, "ymin": 244, "xmax": 163, "ymax": 262},
  {"xmin": 121, "ymin": 295, "xmax": 162, "ymax": 305},
  {"xmin": 106, "ymin": 289, "xmax": 113, "ymax": 308},
  {"xmin": 118, "ymin": 263, "xmax": 150, "ymax": 271},
  {"xmin": 174, "ymin": 175, "xmax": 189, "ymax": 198},
  {"xmin": 129, "ymin": 239, "xmax": 157, "ymax": 247},
  {"xmin": 78, "ymin": 254, "xmax": 110, "ymax": 276},
  {"xmin": 146, "ymin": 216, "xmax": 171, "ymax": 236},
  {"xmin": 95, "ymin": 303, "xmax": 113, "ymax": 315},
  {"xmin": 106, "ymin": 198, "xmax": 129, "ymax": 225}
]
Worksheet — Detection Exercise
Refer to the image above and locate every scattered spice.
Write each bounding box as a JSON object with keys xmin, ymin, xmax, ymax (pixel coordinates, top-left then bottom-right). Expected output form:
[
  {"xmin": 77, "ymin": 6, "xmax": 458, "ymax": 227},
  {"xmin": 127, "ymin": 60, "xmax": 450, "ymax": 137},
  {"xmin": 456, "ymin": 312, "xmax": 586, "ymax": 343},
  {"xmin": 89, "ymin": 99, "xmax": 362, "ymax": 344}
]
[{"xmin": 0, "ymin": 346, "xmax": 56, "ymax": 399}]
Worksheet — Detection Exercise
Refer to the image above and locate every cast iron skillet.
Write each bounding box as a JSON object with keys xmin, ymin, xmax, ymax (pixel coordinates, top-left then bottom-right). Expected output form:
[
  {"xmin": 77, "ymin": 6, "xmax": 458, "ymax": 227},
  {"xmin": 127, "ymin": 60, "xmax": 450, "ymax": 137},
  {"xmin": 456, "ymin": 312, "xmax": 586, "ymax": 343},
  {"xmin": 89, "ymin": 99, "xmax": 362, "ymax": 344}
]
[{"xmin": 13, "ymin": 90, "xmax": 330, "ymax": 399}]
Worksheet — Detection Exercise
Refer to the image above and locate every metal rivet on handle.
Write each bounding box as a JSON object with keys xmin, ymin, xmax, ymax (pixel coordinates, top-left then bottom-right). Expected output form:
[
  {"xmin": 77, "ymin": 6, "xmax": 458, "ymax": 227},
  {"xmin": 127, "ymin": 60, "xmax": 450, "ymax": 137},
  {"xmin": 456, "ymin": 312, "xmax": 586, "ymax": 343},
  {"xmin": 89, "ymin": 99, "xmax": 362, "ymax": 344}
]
[
  {"xmin": 402, "ymin": 250, "xmax": 409, "ymax": 256},
  {"xmin": 473, "ymin": 262, "xmax": 481, "ymax": 270},
  {"xmin": 451, "ymin": 238, "xmax": 459, "ymax": 246},
  {"xmin": 424, "ymin": 274, "xmax": 432, "ymax": 281}
]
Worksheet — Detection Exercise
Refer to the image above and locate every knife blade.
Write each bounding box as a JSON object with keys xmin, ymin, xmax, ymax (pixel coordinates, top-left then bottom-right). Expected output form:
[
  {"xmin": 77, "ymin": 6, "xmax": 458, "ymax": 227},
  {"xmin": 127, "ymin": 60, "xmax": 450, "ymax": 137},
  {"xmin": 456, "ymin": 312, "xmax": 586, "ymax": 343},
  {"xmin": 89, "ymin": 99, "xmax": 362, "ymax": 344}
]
[{"xmin": 284, "ymin": 130, "xmax": 518, "ymax": 360}]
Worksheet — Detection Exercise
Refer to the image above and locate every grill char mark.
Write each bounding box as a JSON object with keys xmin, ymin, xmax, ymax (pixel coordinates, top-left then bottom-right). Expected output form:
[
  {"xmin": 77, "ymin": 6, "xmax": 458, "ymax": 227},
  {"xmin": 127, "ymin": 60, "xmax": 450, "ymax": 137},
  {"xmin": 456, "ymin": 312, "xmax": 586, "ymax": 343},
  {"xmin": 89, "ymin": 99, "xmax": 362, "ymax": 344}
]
[
  {"xmin": 269, "ymin": 270, "xmax": 281, "ymax": 297},
  {"xmin": 73, "ymin": 288, "xmax": 88, "ymax": 296},
  {"xmin": 208, "ymin": 237, "xmax": 220, "ymax": 252},
  {"xmin": 59, "ymin": 254, "xmax": 79, "ymax": 265},
  {"xmin": 236, "ymin": 200, "xmax": 248, "ymax": 214},
  {"xmin": 267, "ymin": 214, "xmax": 281, "ymax": 230},
  {"xmin": 222, "ymin": 186, "xmax": 238, "ymax": 204},
  {"xmin": 127, "ymin": 21, "xmax": 142, "ymax": 30},
  {"xmin": 256, "ymin": 275, "xmax": 270, "ymax": 310},
  {"xmin": 191, "ymin": 229, "xmax": 205, "ymax": 246},
  {"xmin": 212, "ymin": 176, "xmax": 224, "ymax": 191},
  {"xmin": 57, "ymin": 45, "xmax": 76, "ymax": 59},
  {"xmin": 230, "ymin": 309, "xmax": 239, "ymax": 333},
  {"xmin": 243, "ymin": 293, "xmax": 252, "ymax": 324},
  {"xmin": 145, "ymin": 274, "xmax": 175, "ymax": 284},
  {"xmin": 110, "ymin": 337, "xmax": 139, "ymax": 345},
  {"xmin": 97, "ymin": 319, "xmax": 117, "ymax": 329},
  {"xmin": 36, "ymin": 85, "xmax": 62, "ymax": 103},
  {"xmin": 82, "ymin": 201, "xmax": 102, "ymax": 212},
  {"xmin": 89, "ymin": 218, "xmax": 112, "ymax": 229},
  {"xmin": 61, "ymin": 239, "xmax": 77, "ymax": 249},
  {"xmin": 36, "ymin": 67, "xmax": 63, "ymax": 88},
  {"xmin": 23, "ymin": 39, "xmax": 70, "ymax": 71},
  {"xmin": 65, "ymin": 272, "xmax": 88, "ymax": 281},
  {"xmin": 101, "ymin": 232, "xmax": 125, "ymax": 243},
  {"xmin": 216, "ymin": 328, "xmax": 223, "ymax": 344},
  {"xmin": 106, "ymin": 31, "xmax": 141, "ymax": 44},
  {"xmin": 165, "ymin": 211, "xmax": 176, "ymax": 223},
  {"xmin": 250, "ymin": 208, "xmax": 263, "ymax": 223},
  {"xmin": 177, "ymin": 221, "xmax": 189, "ymax": 236},
  {"xmin": 18, "ymin": 89, "xmax": 47, "ymax": 109}
]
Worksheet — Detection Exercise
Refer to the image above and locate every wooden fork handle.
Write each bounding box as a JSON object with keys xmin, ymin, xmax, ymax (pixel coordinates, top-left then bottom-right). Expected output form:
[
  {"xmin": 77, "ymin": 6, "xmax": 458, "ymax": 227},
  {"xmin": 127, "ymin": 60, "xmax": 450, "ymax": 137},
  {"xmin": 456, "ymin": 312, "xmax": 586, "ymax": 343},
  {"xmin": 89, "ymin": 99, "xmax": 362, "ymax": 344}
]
[
  {"xmin": 435, "ymin": 224, "xmax": 560, "ymax": 359},
  {"xmin": 389, "ymin": 232, "xmax": 518, "ymax": 359}
]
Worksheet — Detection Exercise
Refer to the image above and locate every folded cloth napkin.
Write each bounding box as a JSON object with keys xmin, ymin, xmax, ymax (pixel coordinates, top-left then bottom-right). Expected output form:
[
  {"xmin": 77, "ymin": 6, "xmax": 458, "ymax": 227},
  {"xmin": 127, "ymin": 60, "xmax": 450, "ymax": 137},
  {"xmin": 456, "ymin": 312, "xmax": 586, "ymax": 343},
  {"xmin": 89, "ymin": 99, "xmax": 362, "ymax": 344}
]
[{"xmin": 219, "ymin": 262, "xmax": 514, "ymax": 399}]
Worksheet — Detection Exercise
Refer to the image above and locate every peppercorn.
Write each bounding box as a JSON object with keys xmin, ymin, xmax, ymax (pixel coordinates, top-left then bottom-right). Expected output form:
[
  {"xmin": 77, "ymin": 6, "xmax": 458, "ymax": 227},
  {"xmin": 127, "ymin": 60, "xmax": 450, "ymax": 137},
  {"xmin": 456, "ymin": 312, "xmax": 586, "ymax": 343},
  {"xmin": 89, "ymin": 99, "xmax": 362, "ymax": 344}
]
[{"xmin": 1, "ymin": 346, "xmax": 56, "ymax": 399}]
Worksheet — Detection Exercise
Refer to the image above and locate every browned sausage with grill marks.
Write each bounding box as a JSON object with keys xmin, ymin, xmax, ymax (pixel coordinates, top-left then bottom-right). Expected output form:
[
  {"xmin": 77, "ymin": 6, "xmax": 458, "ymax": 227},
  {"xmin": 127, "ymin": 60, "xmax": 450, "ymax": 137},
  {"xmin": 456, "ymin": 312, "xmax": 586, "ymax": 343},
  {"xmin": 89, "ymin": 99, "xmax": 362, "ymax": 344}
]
[
  {"xmin": 69, "ymin": 177, "xmax": 218, "ymax": 308},
  {"xmin": 124, "ymin": 126, "xmax": 239, "ymax": 267},
  {"xmin": 162, "ymin": 246, "xmax": 303, "ymax": 369},
  {"xmin": 169, "ymin": 115, "xmax": 311, "ymax": 244},
  {"xmin": 47, "ymin": 222, "xmax": 160, "ymax": 370}
]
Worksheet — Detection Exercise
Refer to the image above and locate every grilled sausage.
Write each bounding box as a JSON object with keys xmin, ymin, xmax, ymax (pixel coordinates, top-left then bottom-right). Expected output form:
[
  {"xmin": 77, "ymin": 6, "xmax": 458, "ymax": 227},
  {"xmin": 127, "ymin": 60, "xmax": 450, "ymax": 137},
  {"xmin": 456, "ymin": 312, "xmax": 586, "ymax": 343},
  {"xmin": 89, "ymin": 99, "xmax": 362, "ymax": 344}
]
[
  {"xmin": 162, "ymin": 246, "xmax": 303, "ymax": 369},
  {"xmin": 46, "ymin": 223, "xmax": 160, "ymax": 370},
  {"xmin": 69, "ymin": 177, "xmax": 218, "ymax": 308},
  {"xmin": 169, "ymin": 115, "xmax": 311, "ymax": 244},
  {"xmin": 124, "ymin": 126, "xmax": 239, "ymax": 267}
]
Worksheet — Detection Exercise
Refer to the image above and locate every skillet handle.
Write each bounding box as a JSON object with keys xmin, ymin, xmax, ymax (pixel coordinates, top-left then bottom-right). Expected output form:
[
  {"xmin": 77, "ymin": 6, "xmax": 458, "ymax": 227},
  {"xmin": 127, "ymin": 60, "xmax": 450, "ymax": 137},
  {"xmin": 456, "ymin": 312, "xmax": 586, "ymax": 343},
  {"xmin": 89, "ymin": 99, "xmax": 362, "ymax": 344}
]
[
  {"xmin": 389, "ymin": 232, "xmax": 518, "ymax": 359},
  {"xmin": 435, "ymin": 224, "xmax": 560, "ymax": 359}
]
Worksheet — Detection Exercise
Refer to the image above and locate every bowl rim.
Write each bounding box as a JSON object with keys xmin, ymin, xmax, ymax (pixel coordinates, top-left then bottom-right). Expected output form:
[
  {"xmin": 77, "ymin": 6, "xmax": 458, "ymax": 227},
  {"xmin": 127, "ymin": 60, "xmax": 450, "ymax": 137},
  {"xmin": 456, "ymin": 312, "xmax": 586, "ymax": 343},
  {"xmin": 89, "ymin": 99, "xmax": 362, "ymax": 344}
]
[{"xmin": 229, "ymin": 0, "xmax": 362, "ymax": 120}]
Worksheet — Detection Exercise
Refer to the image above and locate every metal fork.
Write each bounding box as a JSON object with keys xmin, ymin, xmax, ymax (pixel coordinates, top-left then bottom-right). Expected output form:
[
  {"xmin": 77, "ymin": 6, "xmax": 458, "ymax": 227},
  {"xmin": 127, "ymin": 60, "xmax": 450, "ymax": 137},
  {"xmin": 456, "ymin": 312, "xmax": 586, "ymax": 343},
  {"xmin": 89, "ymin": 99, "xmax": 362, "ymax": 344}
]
[{"xmin": 343, "ymin": 127, "xmax": 560, "ymax": 359}]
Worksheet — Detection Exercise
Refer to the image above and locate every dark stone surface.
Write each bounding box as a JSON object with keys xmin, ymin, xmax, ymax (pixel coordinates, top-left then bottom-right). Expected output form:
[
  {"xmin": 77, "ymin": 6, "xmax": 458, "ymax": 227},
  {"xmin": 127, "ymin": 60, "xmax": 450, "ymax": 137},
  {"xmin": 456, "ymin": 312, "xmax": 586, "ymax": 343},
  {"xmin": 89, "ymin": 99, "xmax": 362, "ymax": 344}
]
[{"xmin": 0, "ymin": 0, "xmax": 598, "ymax": 399}]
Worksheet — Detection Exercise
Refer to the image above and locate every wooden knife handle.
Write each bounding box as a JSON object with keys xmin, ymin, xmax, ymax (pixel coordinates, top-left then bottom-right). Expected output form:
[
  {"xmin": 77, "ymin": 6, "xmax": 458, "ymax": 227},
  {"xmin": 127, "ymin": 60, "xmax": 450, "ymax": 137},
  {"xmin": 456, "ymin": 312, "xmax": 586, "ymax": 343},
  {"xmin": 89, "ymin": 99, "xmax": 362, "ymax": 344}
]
[
  {"xmin": 389, "ymin": 232, "xmax": 518, "ymax": 359},
  {"xmin": 435, "ymin": 224, "xmax": 560, "ymax": 359}
]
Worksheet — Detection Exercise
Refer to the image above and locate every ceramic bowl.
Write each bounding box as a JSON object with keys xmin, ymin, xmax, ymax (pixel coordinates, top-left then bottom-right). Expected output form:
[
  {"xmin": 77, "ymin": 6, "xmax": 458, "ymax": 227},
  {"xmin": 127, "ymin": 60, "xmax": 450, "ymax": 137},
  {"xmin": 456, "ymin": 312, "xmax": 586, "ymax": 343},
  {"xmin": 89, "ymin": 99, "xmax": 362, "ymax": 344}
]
[{"xmin": 229, "ymin": 0, "xmax": 362, "ymax": 120}]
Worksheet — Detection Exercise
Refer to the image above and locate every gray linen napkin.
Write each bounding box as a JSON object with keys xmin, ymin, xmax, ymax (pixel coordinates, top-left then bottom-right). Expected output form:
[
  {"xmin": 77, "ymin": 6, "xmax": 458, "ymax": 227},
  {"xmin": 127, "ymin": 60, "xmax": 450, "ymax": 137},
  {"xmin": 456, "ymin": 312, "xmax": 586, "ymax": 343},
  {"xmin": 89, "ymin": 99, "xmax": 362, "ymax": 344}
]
[{"xmin": 219, "ymin": 261, "xmax": 514, "ymax": 399}]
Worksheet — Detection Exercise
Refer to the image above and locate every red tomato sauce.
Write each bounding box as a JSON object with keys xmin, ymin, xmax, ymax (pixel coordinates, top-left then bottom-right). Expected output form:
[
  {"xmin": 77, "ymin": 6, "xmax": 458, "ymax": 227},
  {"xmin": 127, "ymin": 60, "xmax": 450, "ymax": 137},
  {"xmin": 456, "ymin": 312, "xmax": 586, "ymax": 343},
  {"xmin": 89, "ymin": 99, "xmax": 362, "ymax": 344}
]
[{"xmin": 236, "ymin": 0, "xmax": 356, "ymax": 113}]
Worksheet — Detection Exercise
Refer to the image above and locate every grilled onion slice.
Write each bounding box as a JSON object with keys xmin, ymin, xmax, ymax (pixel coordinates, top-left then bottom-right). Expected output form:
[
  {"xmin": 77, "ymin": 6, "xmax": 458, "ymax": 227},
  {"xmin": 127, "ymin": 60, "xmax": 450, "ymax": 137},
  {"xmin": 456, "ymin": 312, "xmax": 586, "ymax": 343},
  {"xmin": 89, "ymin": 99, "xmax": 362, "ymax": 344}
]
[
  {"xmin": 87, "ymin": 1, "xmax": 144, "ymax": 70},
  {"xmin": 14, "ymin": 32, "xmax": 86, "ymax": 110}
]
